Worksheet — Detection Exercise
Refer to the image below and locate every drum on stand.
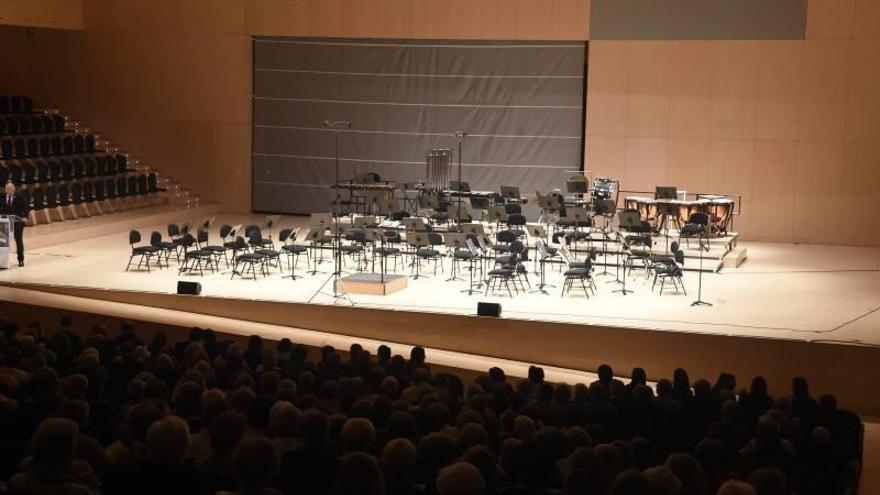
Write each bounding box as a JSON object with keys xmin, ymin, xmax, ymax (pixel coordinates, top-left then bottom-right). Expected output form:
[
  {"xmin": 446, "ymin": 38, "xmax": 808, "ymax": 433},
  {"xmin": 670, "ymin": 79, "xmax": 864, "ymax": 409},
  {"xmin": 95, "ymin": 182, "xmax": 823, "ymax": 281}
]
[{"xmin": 701, "ymin": 195, "xmax": 735, "ymax": 234}]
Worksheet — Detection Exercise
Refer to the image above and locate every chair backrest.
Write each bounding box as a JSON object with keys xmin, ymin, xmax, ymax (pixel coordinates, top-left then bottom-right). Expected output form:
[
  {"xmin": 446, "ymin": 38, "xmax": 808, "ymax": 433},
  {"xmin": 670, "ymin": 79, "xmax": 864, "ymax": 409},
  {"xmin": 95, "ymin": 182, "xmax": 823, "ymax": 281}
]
[
  {"xmin": 670, "ymin": 241, "xmax": 680, "ymax": 253},
  {"xmin": 197, "ymin": 228, "xmax": 208, "ymax": 245},
  {"xmin": 674, "ymin": 249, "xmax": 685, "ymax": 266},
  {"xmin": 168, "ymin": 224, "xmax": 180, "ymax": 237},
  {"xmin": 278, "ymin": 228, "xmax": 293, "ymax": 243},
  {"xmin": 234, "ymin": 236, "xmax": 247, "ymax": 250},
  {"xmin": 504, "ymin": 203, "xmax": 522, "ymax": 215},
  {"xmin": 245, "ymin": 224, "xmax": 260, "ymax": 238},
  {"xmin": 219, "ymin": 224, "xmax": 233, "ymax": 239},
  {"xmin": 181, "ymin": 233, "xmax": 195, "ymax": 248},
  {"xmin": 249, "ymin": 230, "xmax": 264, "ymax": 245},
  {"xmin": 150, "ymin": 231, "xmax": 162, "ymax": 247},
  {"xmin": 690, "ymin": 212, "xmax": 709, "ymax": 225},
  {"xmin": 129, "ymin": 230, "xmax": 141, "ymax": 245},
  {"xmin": 497, "ymin": 230, "xmax": 517, "ymax": 244}
]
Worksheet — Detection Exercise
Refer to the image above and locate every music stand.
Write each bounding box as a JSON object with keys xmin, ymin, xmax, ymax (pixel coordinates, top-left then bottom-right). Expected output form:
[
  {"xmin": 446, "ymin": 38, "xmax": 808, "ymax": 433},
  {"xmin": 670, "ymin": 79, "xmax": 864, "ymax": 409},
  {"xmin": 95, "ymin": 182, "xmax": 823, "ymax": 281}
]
[
  {"xmin": 592, "ymin": 200, "xmax": 616, "ymax": 277},
  {"xmin": 376, "ymin": 195, "xmax": 396, "ymax": 217},
  {"xmin": 310, "ymin": 212, "xmax": 332, "ymax": 229},
  {"xmin": 447, "ymin": 204, "xmax": 470, "ymax": 224},
  {"xmin": 526, "ymin": 223, "xmax": 547, "ymax": 274},
  {"xmin": 656, "ymin": 201, "xmax": 679, "ymax": 255},
  {"xmin": 461, "ymin": 223, "xmax": 485, "ymax": 237},
  {"xmin": 500, "ymin": 186, "xmax": 520, "ymax": 203},
  {"xmin": 264, "ymin": 214, "xmax": 281, "ymax": 240},
  {"xmin": 566, "ymin": 176, "xmax": 588, "ymax": 194},
  {"xmin": 655, "ymin": 186, "xmax": 678, "ymax": 200},
  {"xmin": 444, "ymin": 233, "xmax": 467, "ymax": 282},
  {"xmin": 407, "ymin": 232, "xmax": 430, "ymax": 279},
  {"xmin": 691, "ymin": 224, "xmax": 713, "ymax": 307},
  {"xmin": 529, "ymin": 239, "xmax": 556, "ymax": 295},
  {"xmin": 354, "ymin": 215, "xmax": 377, "ymax": 228},
  {"xmin": 304, "ymin": 228, "xmax": 326, "ymax": 275},
  {"xmin": 449, "ymin": 180, "xmax": 470, "ymax": 193},
  {"xmin": 403, "ymin": 217, "xmax": 427, "ymax": 232},
  {"xmin": 461, "ymin": 238, "xmax": 482, "ymax": 295},
  {"xmin": 612, "ymin": 231, "xmax": 634, "ymax": 295}
]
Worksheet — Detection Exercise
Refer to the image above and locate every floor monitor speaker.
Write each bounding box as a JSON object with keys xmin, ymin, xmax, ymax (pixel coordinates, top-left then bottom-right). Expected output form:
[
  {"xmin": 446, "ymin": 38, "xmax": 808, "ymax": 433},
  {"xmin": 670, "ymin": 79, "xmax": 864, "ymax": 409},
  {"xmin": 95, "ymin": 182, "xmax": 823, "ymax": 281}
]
[
  {"xmin": 477, "ymin": 302, "xmax": 501, "ymax": 317},
  {"xmin": 177, "ymin": 281, "xmax": 202, "ymax": 296}
]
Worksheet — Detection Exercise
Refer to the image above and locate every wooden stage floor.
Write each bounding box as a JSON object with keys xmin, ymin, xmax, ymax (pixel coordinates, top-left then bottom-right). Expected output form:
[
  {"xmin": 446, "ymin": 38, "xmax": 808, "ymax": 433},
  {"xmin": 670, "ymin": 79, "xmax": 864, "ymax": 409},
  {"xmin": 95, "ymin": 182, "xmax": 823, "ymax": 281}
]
[{"xmin": 3, "ymin": 213, "xmax": 880, "ymax": 347}]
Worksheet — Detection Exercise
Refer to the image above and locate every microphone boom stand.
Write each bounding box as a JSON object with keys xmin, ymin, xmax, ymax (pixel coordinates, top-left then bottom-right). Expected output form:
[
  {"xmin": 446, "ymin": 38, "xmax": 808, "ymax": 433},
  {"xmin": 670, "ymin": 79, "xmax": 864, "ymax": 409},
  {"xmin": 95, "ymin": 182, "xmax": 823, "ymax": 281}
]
[{"xmin": 310, "ymin": 120, "xmax": 354, "ymax": 306}]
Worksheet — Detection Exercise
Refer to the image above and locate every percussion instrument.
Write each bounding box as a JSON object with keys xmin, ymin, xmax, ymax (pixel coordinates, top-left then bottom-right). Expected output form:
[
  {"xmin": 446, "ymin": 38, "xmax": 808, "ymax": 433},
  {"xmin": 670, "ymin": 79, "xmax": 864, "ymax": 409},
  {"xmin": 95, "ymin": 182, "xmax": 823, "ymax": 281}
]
[
  {"xmin": 426, "ymin": 148, "xmax": 453, "ymax": 192},
  {"xmin": 591, "ymin": 177, "xmax": 619, "ymax": 203},
  {"xmin": 625, "ymin": 195, "xmax": 735, "ymax": 233}
]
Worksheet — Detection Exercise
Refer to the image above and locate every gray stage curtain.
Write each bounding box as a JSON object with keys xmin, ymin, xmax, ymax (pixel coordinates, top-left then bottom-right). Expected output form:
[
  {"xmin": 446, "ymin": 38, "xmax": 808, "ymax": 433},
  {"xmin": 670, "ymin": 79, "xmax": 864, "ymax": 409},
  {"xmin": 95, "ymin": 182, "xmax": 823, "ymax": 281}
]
[{"xmin": 252, "ymin": 38, "xmax": 586, "ymax": 214}]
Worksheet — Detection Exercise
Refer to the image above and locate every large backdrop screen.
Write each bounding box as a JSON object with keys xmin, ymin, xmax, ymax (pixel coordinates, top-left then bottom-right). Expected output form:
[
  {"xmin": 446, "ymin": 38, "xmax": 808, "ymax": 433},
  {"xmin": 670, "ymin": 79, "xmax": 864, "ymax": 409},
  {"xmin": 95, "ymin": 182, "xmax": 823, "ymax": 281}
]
[{"xmin": 252, "ymin": 38, "xmax": 586, "ymax": 214}]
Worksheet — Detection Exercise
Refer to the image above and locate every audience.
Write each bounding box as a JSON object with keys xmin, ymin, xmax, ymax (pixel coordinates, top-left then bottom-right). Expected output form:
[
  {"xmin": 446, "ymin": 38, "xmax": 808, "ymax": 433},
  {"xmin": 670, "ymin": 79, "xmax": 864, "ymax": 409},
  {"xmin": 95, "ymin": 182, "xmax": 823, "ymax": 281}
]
[{"xmin": 0, "ymin": 315, "xmax": 864, "ymax": 495}]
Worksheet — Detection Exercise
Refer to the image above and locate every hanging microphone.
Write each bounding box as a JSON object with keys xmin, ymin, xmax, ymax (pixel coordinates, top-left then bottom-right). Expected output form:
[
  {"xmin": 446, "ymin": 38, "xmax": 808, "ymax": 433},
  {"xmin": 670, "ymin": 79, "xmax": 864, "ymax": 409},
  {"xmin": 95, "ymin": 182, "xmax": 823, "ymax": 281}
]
[
  {"xmin": 455, "ymin": 130, "xmax": 468, "ymax": 139},
  {"xmin": 324, "ymin": 120, "xmax": 352, "ymax": 129}
]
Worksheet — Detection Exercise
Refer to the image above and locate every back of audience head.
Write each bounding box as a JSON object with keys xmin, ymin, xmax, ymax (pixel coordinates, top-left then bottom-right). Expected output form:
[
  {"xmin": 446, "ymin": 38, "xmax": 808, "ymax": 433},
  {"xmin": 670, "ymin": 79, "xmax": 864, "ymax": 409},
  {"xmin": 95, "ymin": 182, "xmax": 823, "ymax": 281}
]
[
  {"xmin": 437, "ymin": 462, "xmax": 485, "ymax": 495},
  {"xmin": 336, "ymin": 452, "xmax": 385, "ymax": 495},
  {"xmin": 234, "ymin": 437, "xmax": 280, "ymax": 494},
  {"xmin": 147, "ymin": 415, "xmax": 190, "ymax": 463},
  {"xmin": 209, "ymin": 411, "xmax": 247, "ymax": 457},
  {"xmin": 30, "ymin": 418, "xmax": 79, "ymax": 468}
]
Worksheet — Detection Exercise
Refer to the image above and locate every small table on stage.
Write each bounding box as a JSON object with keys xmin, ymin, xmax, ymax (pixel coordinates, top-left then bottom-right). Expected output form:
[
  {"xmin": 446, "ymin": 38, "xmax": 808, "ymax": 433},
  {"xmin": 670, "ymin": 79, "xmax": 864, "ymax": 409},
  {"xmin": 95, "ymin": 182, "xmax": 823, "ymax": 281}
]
[{"xmin": 0, "ymin": 215, "xmax": 25, "ymax": 269}]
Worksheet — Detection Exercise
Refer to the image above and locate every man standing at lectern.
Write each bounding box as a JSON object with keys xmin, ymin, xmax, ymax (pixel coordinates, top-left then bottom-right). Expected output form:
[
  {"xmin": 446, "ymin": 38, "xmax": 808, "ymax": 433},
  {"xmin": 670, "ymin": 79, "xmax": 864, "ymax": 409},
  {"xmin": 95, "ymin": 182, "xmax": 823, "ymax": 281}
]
[{"xmin": 2, "ymin": 182, "xmax": 28, "ymax": 267}]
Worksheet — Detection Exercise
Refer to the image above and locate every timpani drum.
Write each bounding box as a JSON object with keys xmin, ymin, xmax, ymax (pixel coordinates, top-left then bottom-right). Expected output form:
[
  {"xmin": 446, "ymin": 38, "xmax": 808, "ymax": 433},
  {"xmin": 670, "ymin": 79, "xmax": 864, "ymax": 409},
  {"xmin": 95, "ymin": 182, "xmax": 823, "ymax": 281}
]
[
  {"xmin": 624, "ymin": 196, "xmax": 658, "ymax": 224},
  {"xmin": 701, "ymin": 195, "xmax": 735, "ymax": 233}
]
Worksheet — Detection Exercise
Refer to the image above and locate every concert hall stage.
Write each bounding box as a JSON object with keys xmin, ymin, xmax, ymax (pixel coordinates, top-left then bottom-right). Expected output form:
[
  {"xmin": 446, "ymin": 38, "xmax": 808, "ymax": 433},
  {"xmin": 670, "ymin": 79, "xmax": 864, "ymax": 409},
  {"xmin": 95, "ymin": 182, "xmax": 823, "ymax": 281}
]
[{"xmin": 2, "ymin": 212, "xmax": 880, "ymax": 414}]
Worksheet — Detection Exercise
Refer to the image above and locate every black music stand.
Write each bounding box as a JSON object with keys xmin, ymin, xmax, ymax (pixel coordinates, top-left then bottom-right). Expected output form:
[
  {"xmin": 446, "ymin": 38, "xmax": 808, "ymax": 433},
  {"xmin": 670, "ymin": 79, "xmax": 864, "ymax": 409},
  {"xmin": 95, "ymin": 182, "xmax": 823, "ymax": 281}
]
[
  {"xmin": 529, "ymin": 239, "xmax": 556, "ymax": 295},
  {"xmin": 444, "ymin": 233, "xmax": 467, "ymax": 282},
  {"xmin": 611, "ymin": 231, "xmax": 641, "ymax": 296},
  {"xmin": 593, "ymin": 199, "xmax": 616, "ymax": 277},
  {"xmin": 656, "ymin": 201, "xmax": 678, "ymax": 255},
  {"xmin": 691, "ymin": 224, "xmax": 713, "ymax": 307},
  {"xmin": 408, "ymin": 232, "xmax": 430, "ymax": 280}
]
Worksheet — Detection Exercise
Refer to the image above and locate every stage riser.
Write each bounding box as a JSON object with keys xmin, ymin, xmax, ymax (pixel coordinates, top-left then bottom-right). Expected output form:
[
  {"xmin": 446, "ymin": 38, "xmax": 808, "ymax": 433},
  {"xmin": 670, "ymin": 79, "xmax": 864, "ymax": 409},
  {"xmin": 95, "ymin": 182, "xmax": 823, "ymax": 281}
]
[{"xmin": 6, "ymin": 281, "xmax": 880, "ymax": 416}]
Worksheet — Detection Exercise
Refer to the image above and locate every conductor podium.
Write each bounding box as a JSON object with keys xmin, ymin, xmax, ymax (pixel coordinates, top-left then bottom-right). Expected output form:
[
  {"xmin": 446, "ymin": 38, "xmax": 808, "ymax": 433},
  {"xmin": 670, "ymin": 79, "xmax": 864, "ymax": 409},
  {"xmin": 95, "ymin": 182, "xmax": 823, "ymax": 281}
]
[{"xmin": 0, "ymin": 215, "xmax": 24, "ymax": 269}]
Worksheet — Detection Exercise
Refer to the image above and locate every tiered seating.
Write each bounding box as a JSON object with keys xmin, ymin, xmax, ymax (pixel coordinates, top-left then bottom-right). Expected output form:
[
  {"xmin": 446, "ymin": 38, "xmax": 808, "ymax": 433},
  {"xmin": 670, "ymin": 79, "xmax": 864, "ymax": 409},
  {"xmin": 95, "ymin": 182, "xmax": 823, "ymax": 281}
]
[{"xmin": 0, "ymin": 94, "xmax": 166, "ymax": 224}]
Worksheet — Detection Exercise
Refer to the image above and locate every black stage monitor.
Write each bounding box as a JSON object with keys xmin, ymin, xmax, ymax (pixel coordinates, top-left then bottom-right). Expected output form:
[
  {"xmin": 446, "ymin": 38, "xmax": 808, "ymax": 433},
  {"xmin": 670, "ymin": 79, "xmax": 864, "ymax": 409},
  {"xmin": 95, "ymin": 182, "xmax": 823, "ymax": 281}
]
[
  {"xmin": 177, "ymin": 281, "xmax": 202, "ymax": 296},
  {"xmin": 477, "ymin": 302, "xmax": 502, "ymax": 317}
]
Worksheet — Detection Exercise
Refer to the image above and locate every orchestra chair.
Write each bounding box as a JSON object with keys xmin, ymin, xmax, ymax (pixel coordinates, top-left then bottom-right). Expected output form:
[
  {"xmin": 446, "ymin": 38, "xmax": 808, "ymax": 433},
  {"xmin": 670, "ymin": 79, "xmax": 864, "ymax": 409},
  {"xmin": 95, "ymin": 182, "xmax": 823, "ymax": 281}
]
[
  {"xmin": 279, "ymin": 228, "xmax": 309, "ymax": 273},
  {"xmin": 150, "ymin": 231, "xmax": 176, "ymax": 267},
  {"xmin": 652, "ymin": 246, "xmax": 687, "ymax": 295},
  {"xmin": 250, "ymin": 230, "xmax": 282, "ymax": 272},
  {"xmin": 485, "ymin": 251, "xmax": 520, "ymax": 298},
  {"xmin": 561, "ymin": 257, "xmax": 593, "ymax": 298},
  {"xmin": 231, "ymin": 236, "xmax": 268, "ymax": 280},
  {"xmin": 178, "ymin": 233, "xmax": 216, "ymax": 276},
  {"xmin": 679, "ymin": 211, "xmax": 710, "ymax": 247},
  {"xmin": 126, "ymin": 230, "xmax": 160, "ymax": 272},
  {"xmin": 201, "ymin": 227, "xmax": 232, "ymax": 269}
]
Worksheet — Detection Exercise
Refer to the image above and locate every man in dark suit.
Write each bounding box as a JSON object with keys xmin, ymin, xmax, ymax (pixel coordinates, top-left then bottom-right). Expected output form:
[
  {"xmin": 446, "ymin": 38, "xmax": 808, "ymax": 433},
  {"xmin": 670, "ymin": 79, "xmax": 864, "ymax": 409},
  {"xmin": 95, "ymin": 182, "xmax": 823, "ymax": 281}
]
[{"xmin": 1, "ymin": 182, "xmax": 28, "ymax": 267}]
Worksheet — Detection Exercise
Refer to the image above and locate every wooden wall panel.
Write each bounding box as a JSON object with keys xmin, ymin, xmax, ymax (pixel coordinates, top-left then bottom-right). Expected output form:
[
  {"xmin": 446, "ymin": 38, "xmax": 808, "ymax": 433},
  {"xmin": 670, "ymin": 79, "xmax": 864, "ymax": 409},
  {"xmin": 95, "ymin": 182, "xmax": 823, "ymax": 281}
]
[
  {"xmin": 585, "ymin": 41, "xmax": 628, "ymax": 136},
  {"xmin": 755, "ymin": 41, "xmax": 803, "ymax": 141},
  {"xmin": 852, "ymin": 0, "xmax": 880, "ymax": 40},
  {"xmin": 749, "ymin": 141, "xmax": 797, "ymax": 241},
  {"xmin": 625, "ymin": 42, "xmax": 672, "ymax": 138},
  {"xmin": 710, "ymin": 42, "xmax": 759, "ymax": 140},
  {"xmin": 665, "ymin": 137, "xmax": 710, "ymax": 194},
  {"xmin": 845, "ymin": 40, "xmax": 880, "ymax": 143},
  {"xmin": 0, "ymin": 0, "xmax": 84, "ymax": 30},
  {"xmin": 806, "ymin": 0, "xmax": 854, "ymax": 39},
  {"xmin": 707, "ymin": 139, "xmax": 754, "ymax": 237},
  {"xmin": 839, "ymin": 143, "xmax": 880, "ymax": 245},
  {"xmin": 798, "ymin": 40, "xmax": 851, "ymax": 141},
  {"xmin": 552, "ymin": 0, "xmax": 590, "ymax": 40},
  {"xmin": 668, "ymin": 42, "xmax": 715, "ymax": 139},
  {"xmin": 792, "ymin": 141, "xmax": 845, "ymax": 243}
]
